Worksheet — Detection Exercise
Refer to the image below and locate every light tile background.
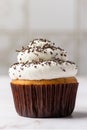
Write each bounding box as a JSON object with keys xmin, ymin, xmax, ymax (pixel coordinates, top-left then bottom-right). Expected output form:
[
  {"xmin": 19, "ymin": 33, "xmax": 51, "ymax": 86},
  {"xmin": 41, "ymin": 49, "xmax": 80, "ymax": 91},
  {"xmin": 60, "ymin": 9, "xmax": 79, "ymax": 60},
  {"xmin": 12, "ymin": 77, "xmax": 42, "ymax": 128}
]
[{"xmin": 0, "ymin": 0, "xmax": 87, "ymax": 75}]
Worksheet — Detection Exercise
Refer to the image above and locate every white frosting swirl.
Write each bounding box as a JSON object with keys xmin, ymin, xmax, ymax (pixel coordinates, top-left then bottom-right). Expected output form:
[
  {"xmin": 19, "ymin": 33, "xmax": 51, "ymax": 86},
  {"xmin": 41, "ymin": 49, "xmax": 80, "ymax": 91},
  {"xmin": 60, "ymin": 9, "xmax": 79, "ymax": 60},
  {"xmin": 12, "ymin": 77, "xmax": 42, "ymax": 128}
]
[
  {"xmin": 9, "ymin": 39, "xmax": 77, "ymax": 80},
  {"xmin": 17, "ymin": 39, "xmax": 67, "ymax": 63}
]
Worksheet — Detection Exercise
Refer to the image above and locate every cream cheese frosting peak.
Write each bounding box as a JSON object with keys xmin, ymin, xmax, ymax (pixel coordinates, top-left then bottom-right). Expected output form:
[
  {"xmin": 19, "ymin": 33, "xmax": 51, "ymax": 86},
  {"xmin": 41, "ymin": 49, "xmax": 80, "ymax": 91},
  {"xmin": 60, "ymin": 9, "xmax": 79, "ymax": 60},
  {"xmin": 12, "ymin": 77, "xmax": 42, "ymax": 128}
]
[{"xmin": 9, "ymin": 38, "xmax": 78, "ymax": 80}]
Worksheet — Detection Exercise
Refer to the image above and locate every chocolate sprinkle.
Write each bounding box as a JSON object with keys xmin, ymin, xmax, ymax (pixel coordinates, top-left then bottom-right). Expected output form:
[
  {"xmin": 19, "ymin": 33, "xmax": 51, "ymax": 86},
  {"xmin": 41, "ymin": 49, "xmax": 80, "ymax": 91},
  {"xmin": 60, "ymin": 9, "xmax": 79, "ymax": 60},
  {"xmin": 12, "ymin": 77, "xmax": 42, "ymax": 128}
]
[
  {"xmin": 11, "ymin": 63, "xmax": 19, "ymax": 67},
  {"xmin": 42, "ymin": 43, "xmax": 57, "ymax": 51},
  {"xmin": 32, "ymin": 49, "xmax": 34, "ymax": 52},
  {"xmin": 64, "ymin": 54, "xmax": 66, "ymax": 57},
  {"xmin": 13, "ymin": 66, "xmax": 16, "ymax": 69},
  {"xmin": 21, "ymin": 61, "xmax": 29, "ymax": 66},
  {"xmin": 61, "ymin": 53, "xmax": 63, "ymax": 56},
  {"xmin": 48, "ymin": 61, "xmax": 51, "ymax": 66},
  {"xmin": 20, "ymin": 68, "xmax": 24, "ymax": 70},
  {"xmin": 67, "ymin": 61, "xmax": 75, "ymax": 65},
  {"xmin": 57, "ymin": 47, "xmax": 64, "ymax": 51},
  {"xmin": 20, "ymin": 58, "xmax": 22, "ymax": 61},
  {"xmin": 16, "ymin": 50, "xmax": 20, "ymax": 52},
  {"xmin": 62, "ymin": 69, "xmax": 66, "ymax": 72},
  {"xmin": 44, "ymin": 51, "xmax": 47, "ymax": 53},
  {"xmin": 34, "ymin": 66, "xmax": 37, "ymax": 68},
  {"xmin": 50, "ymin": 51, "xmax": 53, "ymax": 55},
  {"xmin": 39, "ymin": 38, "xmax": 50, "ymax": 42}
]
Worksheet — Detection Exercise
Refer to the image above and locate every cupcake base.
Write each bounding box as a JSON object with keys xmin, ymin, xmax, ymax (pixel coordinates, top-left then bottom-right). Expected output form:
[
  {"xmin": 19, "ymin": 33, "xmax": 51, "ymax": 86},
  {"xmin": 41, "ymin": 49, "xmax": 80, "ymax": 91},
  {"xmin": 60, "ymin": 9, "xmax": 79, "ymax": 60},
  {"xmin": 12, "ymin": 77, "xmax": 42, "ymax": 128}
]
[{"xmin": 11, "ymin": 78, "xmax": 78, "ymax": 118}]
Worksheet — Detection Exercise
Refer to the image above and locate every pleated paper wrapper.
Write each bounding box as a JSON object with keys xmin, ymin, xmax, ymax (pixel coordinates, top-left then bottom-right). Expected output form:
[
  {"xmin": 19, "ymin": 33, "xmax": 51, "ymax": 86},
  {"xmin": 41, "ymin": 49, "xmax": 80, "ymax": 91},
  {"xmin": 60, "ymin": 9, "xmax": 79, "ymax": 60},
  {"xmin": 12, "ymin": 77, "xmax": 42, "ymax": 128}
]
[{"xmin": 11, "ymin": 83, "xmax": 78, "ymax": 118}]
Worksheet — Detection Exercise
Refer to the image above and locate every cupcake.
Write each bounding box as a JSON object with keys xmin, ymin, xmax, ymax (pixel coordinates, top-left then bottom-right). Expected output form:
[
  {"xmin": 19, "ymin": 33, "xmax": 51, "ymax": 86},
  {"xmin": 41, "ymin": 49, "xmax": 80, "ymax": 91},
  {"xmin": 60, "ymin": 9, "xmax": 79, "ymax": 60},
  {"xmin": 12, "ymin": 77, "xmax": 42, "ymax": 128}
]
[{"xmin": 9, "ymin": 39, "xmax": 78, "ymax": 118}]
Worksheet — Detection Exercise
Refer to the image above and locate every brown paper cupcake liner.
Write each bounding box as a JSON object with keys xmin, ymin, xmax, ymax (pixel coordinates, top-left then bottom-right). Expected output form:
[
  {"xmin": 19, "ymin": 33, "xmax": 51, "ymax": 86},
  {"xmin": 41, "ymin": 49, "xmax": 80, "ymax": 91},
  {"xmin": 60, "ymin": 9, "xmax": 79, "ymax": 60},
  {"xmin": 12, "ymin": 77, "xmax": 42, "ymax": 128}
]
[{"xmin": 11, "ymin": 83, "xmax": 78, "ymax": 118}]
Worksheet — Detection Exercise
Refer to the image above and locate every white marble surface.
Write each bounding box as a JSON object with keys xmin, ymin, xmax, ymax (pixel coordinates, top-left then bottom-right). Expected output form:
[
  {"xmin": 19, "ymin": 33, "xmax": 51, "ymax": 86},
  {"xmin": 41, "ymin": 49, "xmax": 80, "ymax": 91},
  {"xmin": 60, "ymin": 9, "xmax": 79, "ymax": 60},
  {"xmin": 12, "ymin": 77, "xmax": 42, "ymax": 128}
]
[{"xmin": 0, "ymin": 76, "xmax": 87, "ymax": 130}]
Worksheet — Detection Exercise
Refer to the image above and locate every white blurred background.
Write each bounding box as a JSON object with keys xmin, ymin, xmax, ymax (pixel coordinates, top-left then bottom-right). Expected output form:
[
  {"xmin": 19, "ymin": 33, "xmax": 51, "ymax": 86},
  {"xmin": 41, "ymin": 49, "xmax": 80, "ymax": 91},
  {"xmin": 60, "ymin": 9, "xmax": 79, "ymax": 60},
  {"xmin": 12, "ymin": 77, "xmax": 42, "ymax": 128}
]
[{"xmin": 0, "ymin": 0, "xmax": 87, "ymax": 76}]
